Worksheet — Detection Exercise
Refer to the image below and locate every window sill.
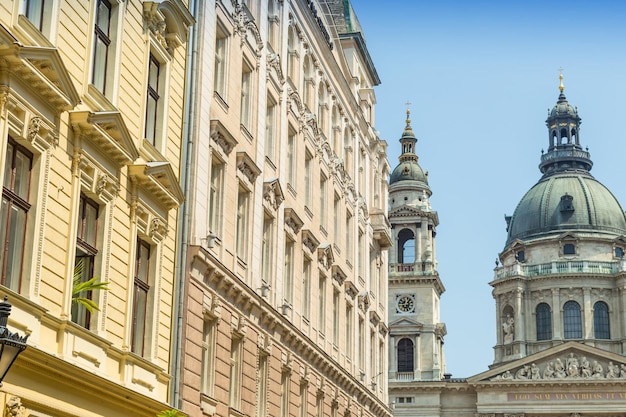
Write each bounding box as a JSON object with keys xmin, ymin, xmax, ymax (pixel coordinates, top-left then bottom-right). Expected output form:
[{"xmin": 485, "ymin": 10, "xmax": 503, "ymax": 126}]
[{"xmin": 201, "ymin": 393, "xmax": 218, "ymax": 416}]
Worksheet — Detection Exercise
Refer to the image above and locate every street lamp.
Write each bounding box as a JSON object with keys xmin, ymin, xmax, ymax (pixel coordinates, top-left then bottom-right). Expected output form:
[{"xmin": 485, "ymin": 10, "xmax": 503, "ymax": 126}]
[{"xmin": 0, "ymin": 296, "xmax": 28, "ymax": 385}]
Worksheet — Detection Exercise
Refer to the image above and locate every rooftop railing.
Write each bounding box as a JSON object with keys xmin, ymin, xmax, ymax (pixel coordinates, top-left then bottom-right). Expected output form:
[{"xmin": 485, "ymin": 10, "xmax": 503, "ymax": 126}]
[{"xmin": 494, "ymin": 260, "xmax": 625, "ymax": 280}]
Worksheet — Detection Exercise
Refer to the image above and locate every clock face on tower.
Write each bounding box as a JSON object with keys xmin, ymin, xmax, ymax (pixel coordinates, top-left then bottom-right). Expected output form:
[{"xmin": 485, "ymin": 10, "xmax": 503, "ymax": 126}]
[{"xmin": 396, "ymin": 294, "xmax": 416, "ymax": 313}]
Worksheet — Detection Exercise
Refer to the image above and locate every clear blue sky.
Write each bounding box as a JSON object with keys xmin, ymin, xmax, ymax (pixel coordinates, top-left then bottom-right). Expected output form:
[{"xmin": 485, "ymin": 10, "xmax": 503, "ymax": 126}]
[{"xmin": 351, "ymin": 0, "xmax": 626, "ymax": 377}]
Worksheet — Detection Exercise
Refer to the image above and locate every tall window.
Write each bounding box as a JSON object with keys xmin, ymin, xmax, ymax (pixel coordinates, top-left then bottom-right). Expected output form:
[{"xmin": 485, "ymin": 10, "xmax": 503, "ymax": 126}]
[
  {"xmin": 214, "ymin": 25, "xmax": 228, "ymax": 97},
  {"xmin": 229, "ymin": 336, "xmax": 243, "ymax": 409},
  {"xmin": 536, "ymin": 303, "xmax": 552, "ymax": 341},
  {"xmin": 319, "ymin": 173, "xmax": 327, "ymax": 230},
  {"xmin": 208, "ymin": 159, "xmax": 224, "ymax": 236},
  {"xmin": 358, "ymin": 318, "xmax": 365, "ymax": 370},
  {"xmin": 235, "ymin": 188, "xmax": 250, "ymax": 262},
  {"xmin": 287, "ymin": 128, "xmax": 296, "ymax": 187},
  {"xmin": 302, "ymin": 55, "xmax": 313, "ymax": 110},
  {"xmin": 132, "ymin": 239, "xmax": 150, "ymax": 356},
  {"xmin": 345, "ymin": 211, "xmax": 353, "ymax": 264},
  {"xmin": 287, "ymin": 27, "xmax": 298, "ymax": 83},
  {"xmin": 299, "ymin": 381, "xmax": 308, "ymax": 417},
  {"xmin": 1, "ymin": 138, "xmax": 32, "ymax": 292},
  {"xmin": 594, "ymin": 301, "xmax": 610, "ymax": 339},
  {"xmin": 332, "ymin": 290, "xmax": 340, "ymax": 344},
  {"xmin": 317, "ymin": 83, "xmax": 326, "ymax": 132},
  {"xmin": 283, "ymin": 237, "xmax": 294, "ymax": 305},
  {"xmin": 333, "ymin": 194, "xmax": 340, "ymax": 248},
  {"xmin": 265, "ymin": 97, "xmax": 277, "ymax": 162},
  {"xmin": 280, "ymin": 369, "xmax": 290, "ymax": 417},
  {"xmin": 145, "ymin": 54, "xmax": 160, "ymax": 144},
  {"xmin": 92, "ymin": 0, "xmax": 112, "ymax": 94},
  {"xmin": 563, "ymin": 300, "xmax": 582, "ymax": 339},
  {"xmin": 73, "ymin": 194, "xmax": 100, "ymax": 329},
  {"xmin": 397, "ymin": 338, "xmax": 413, "ymax": 372},
  {"xmin": 318, "ymin": 276, "xmax": 326, "ymax": 334},
  {"xmin": 257, "ymin": 352, "xmax": 269, "ymax": 417},
  {"xmin": 345, "ymin": 305, "xmax": 353, "ymax": 357},
  {"xmin": 261, "ymin": 216, "xmax": 274, "ymax": 287},
  {"xmin": 241, "ymin": 62, "xmax": 253, "ymax": 130},
  {"xmin": 397, "ymin": 228, "xmax": 415, "ymax": 264},
  {"xmin": 304, "ymin": 151, "xmax": 312, "ymax": 208},
  {"xmin": 23, "ymin": 0, "xmax": 45, "ymax": 30},
  {"xmin": 201, "ymin": 319, "xmax": 217, "ymax": 396},
  {"xmin": 302, "ymin": 258, "xmax": 311, "ymax": 320}
]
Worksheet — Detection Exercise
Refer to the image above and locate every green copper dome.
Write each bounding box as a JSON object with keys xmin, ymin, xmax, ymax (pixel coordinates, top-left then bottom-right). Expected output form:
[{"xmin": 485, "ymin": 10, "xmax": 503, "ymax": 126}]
[
  {"xmin": 506, "ymin": 173, "xmax": 626, "ymax": 244},
  {"xmin": 389, "ymin": 161, "xmax": 428, "ymax": 184},
  {"xmin": 505, "ymin": 79, "xmax": 626, "ymax": 246},
  {"xmin": 389, "ymin": 109, "xmax": 429, "ymax": 186}
]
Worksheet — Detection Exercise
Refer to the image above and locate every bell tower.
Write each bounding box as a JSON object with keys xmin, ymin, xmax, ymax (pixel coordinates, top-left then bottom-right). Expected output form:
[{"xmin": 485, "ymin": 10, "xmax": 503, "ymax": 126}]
[{"xmin": 387, "ymin": 109, "xmax": 446, "ymax": 384}]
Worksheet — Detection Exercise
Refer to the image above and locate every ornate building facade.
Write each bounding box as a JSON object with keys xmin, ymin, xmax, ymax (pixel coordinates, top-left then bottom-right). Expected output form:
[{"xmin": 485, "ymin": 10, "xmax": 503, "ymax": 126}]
[
  {"xmin": 178, "ymin": 1, "xmax": 391, "ymax": 417},
  {"xmin": 0, "ymin": 0, "xmax": 192, "ymax": 415},
  {"xmin": 388, "ymin": 76, "xmax": 626, "ymax": 417}
]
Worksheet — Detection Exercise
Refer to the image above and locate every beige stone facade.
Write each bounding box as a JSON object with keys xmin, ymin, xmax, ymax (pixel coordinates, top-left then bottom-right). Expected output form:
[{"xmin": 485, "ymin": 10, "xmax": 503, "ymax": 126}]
[
  {"xmin": 0, "ymin": 0, "xmax": 191, "ymax": 415},
  {"xmin": 179, "ymin": 1, "xmax": 391, "ymax": 417}
]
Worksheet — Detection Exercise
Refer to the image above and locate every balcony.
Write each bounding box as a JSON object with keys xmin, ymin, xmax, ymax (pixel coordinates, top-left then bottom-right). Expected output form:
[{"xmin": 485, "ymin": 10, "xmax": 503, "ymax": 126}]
[
  {"xmin": 494, "ymin": 260, "xmax": 626, "ymax": 280},
  {"xmin": 370, "ymin": 210, "xmax": 392, "ymax": 248}
]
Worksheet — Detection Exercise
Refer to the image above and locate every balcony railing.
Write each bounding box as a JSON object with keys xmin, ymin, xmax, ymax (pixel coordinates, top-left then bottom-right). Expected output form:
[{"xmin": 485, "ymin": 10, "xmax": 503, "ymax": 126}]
[
  {"xmin": 494, "ymin": 260, "xmax": 626, "ymax": 280},
  {"xmin": 395, "ymin": 372, "xmax": 414, "ymax": 381},
  {"xmin": 390, "ymin": 262, "xmax": 436, "ymax": 275}
]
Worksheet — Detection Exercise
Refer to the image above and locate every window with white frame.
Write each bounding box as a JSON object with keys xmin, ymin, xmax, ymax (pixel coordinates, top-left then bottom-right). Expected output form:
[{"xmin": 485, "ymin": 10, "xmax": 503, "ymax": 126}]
[
  {"xmin": 208, "ymin": 157, "xmax": 224, "ymax": 237},
  {"xmin": 72, "ymin": 194, "xmax": 100, "ymax": 329},
  {"xmin": 302, "ymin": 257, "xmax": 311, "ymax": 320},
  {"xmin": 332, "ymin": 289, "xmax": 340, "ymax": 344},
  {"xmin": 91, "ymin": 0, "xmax": 120, "ymax": 97},
  {"xmin": 214, "ymin": 23, "xmax": 228, "ymax": 98},
  {"xmin": 201, "ymin": 318, "xmax": 217, "ymax": 396},
  {"xmin": 299, "ymin": 380, "xmax": 308, "ymax": 417},
  {"xmin": 261, "ymin": 215, "xmax": 274, "ymax": 287},
  {"xmin": 267, "ymin": 0, "xmax": 280, "ymax": 52},
  {"xmin": 1, "ymin": 137, "xmax": 32, "ymax": 293},
  {"xmin": 229, "ymin": 335, "xmax": 243, "ymax": 409},
  {"xmin": 287, "ymin": 127, "xmax": 297, "ymax": 188},
  {"xmin": 333, "ymin": 194, "xmax": 340, "ymax": 251},
  {"xmin": 345, "ymin": 304, "xmax": 353, "ymax": 357},
  {"xmin": 131, "ymin": 238, "xmax": 151, "ymax": 356},
  {"xmin": 22, "ymin": 0, "xmax": 46, "ymax": 31},
  {"xmin": 280, "ymin": 368, "xmax": 290, "ymax": 417},
  {"xmin": 283, "ymin": 235, "xmax": 294, "ymax": 305},
  {"xmin": 319, "ymin": 173, "xmax": 327, "ymax": 230},
  {"xmin": 265, "ymin": 95, "xmax": 278, "ymax": 163},
  {"xmin": 257, "ymin": 351, "xmax": 269, "ymax": 417},
  {"xmin": 145, "ymin": 54, "xmax": 161, "ymax": 145},
  {"xmin": 240, "ymin": 61, "xmax": 254, "ymax": 131},
  {"xmin": 318, "ymin": 275, "xmax": 326, "ymax": 334},
  {"xmin": 304, "ymin": 150, "xmax": 313, "ymax": 208},
  {"xmin": 235, "ymin": 187, "xmax": 250, "ymax": 262},
  {"xmin": 287, "ymin": 26, "xmax": 298, "ymax": 84}
]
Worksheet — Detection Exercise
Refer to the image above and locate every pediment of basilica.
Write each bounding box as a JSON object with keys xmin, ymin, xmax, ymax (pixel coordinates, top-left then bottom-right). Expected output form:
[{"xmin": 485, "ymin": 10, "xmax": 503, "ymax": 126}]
[{"xmin": 470, "ymin": 341, "xmax": 626, "ymax": 384}]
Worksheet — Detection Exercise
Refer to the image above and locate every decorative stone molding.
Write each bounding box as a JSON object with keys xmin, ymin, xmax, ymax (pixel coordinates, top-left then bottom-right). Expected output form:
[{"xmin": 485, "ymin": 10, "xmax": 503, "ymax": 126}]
[
  {"xmin": 357, "ymin": 291, "xmax": 370, "ymax": 313},
  {"xmin": 331, "ymin": 264, "xmax": 347, "ymax": 285},
  {"xmin": 267, "ymin": 53, "xmax": 285, "ymax": 85},
  {"xmin": 233, "ymin": 2, "xmax": 263, "ymax": 59},
  {"xmin": 257, "ymin": 332, "xmax": 272, "ymax": 356},
  {"xmin": 263, "ymin": 178, "xmax": 284, "ymax": 211},
  {"xmin": 344, "ymin": 280, "xmax": 358, "ymax": 299},
  {"xmin": 490, "ymin": 352, "xmax": 626, "ymax": 381},
  {"xmin": 27, "ymin": 116, "xmax": 42, "ymax": 141},
  {"xmin": 284, "ymin": 208, "xmax": 304, "ymax": 235},
  {"xmin": 317, "ymin": 244, "xmax": 333, "ymax": 270},
  {"xmin": 5, "ymin": 396, "xmax": 25, "ymax": 417},
  {"xmin": 143, "ymin": 1, "xmax": 194, "ymax": 55},
  {"xmin": 236, "ymin": 151, "xmax": 261, "ymax": 184},
  {"xmin": 202, "ymin": 292, "xmax": 222, "ymax": 323},
  {"xmin": 302, "ymin": 229, "xmax": 320, "ymax": 254},
  {"xmin": 150, "ymin": 217, "xmax": 168, "ymax": 240},
  {"xmin": 210, "ymin": 119, "xmax": 237, "ymax": 156}
]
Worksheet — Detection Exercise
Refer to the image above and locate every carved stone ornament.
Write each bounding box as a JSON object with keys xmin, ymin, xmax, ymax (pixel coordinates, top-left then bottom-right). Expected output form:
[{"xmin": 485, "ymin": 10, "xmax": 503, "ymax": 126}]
[
  {"xmin": 267, "ymin": 53, "xmax": 285, "ymax": 85},
  {"xmin": 149, "ymin": 217, "xmax": 168, "ymax": 240},
  {"xmin": 232, "ymin": 2, "xmax": 263, "ymax": 58},
  {"xmin": 490, "ymin": 352, "xmax": 626, "ymax": 381},
  {"xmin": 27, "ymin": 116, "xmax": 42, "ymax": 141},
  {"xmin": 263, "ymin": 179, "xmax": 284, "ymax": 211},
  {"xmin": 5, "ymin": 395, "xmax": 26, "ymax": 417},
  {"xmin": 284, "ymin": 208, "xmax": 303, "ymax": 235}
]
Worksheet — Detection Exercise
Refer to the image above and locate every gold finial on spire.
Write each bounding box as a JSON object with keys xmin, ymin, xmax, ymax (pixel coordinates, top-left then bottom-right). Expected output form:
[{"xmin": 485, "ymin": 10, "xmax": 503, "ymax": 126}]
[
  {"xmin": 405, "ymin": 100, "xmax": 411, "ymax": 126},
  {"xmin": 558, "ymin": 67, "xmax": 564, "ymax": 92}
]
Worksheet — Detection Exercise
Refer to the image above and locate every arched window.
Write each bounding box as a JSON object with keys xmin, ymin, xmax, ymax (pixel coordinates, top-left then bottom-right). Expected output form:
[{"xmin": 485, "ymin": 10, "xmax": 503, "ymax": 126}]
[
  {"xmin": 397, "ymin": 229, "xmax": 415, "ymax": 264},
  {"xmin": 302, "ymin": 55, "xmax": 313, "ymax": 109},
  {"xmin": 287, "ymin": 27, "xmax": 298, "ymax": 83},
  {"xmin": 317, "ymin": 82, "xmax": 326, "ymax": 132},
  {"xmin": 594, "ymin": 301, "xmax": 610, "ymax": 339},
  {"xmin": 397, "ymin": 338, "xmax": 414, "ymax": 372},
  {"xmin": 563, "ymin": 300, "xmax": 582, "ymax": 339},
  {"xmin": 536, "ymin": 303, "xmax": 552, "ymax": 341}
]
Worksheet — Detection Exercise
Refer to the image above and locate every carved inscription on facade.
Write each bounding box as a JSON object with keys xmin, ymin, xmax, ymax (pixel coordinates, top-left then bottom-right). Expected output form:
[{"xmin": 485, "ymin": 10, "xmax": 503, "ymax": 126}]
[{"xmin": 508, "ymin": 392, "xmax": 626, "ymax": 401}]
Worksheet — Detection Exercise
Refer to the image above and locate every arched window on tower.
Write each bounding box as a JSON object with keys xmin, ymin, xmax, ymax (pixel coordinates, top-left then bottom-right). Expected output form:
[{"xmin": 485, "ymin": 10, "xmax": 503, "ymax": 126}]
[
  {"xmin": 560, "ymin": 127, "xmax": 568, "ymax": 144},
  {"xmin": 563, "ymin": 300, "xmax": 582, "ymax": 339},
  {"xmin": 397, "ymin": 338, "xmax": 414, "ymax": 373},
  {"xmin": 536, "ymin": 303, "xmax": 552, "ymax": 341},
  {"xmin": 593, "ymin": 301, "xmax": 610, "ymax": 340},
  {"xmin": 397, "ymin": 228, "xmax": 415, "ymax": 264}
]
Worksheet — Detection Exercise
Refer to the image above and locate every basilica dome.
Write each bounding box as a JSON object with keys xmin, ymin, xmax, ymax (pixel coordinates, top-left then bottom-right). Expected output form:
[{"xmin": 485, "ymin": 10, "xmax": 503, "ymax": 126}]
[
  {"xmin": 389, "ymin": 109, "xmax": 429, "ymax": 187},
  {"xmin": 506, "ymin": 173, "xmax": 626, "ymax": 244},
  {"xmin": 504, "ymin": 77, "xmax": 626, "ymax": 246}
]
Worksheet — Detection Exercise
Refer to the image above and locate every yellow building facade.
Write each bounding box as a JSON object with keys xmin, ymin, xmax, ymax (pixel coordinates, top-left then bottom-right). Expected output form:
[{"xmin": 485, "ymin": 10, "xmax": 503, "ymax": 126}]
[
  {"xmin": 178, "ymin": 1, "xmax": 392, "ymax": 417},
  {"xmin": 0, "ymin": 0, "xmax": 192, "ymax": 415}
]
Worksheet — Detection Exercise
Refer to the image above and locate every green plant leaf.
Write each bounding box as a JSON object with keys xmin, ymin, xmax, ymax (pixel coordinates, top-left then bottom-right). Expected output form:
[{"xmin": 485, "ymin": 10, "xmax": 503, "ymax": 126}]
[{"xmin": 157, "ymin": 410, "xmax": 184, "ymax": 417}]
